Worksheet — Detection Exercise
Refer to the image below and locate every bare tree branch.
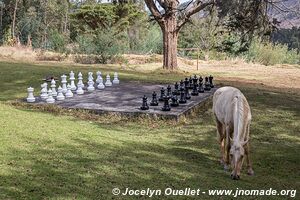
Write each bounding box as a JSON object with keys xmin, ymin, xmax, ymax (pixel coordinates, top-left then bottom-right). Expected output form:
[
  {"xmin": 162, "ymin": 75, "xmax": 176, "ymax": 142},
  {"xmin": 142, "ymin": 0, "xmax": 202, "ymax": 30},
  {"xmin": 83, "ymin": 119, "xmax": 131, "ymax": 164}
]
[{"xmin": 145, "ymin": 0, "xmax": 164, "ymax": 24}]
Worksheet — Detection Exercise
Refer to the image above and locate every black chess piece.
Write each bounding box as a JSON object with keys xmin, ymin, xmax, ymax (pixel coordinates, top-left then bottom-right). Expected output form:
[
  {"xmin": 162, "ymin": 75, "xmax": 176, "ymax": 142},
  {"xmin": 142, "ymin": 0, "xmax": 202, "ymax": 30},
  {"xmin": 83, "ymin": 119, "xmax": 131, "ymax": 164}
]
[
  {"xmin": 170, "ymin": 92, "xmax": 179, "ymax": 107},
  {"xmin": 189, "ymin": 76, "xmax": 193, "ymax": 89},
  {"xmin": 193, "ymin": 74, "xmax": 198, "ymax": 85},
  {"xmin": 140, "ymin": 95, "xmax": 149, "ymax": 110},
  {"xmin": 159, "ymin": 87, "xmax": 165, "ymax": 101},
  {"xmin": 150, "ymin": 91, "xmax": 158, "ymax": 106},
  {"xmin": 198, "ymin": 76, "xmax": 204, "ymax": 93},
  {"xmin": 185, "ymin": 85, "xmax": 191, "ymax": 100},
  {"xmin": 161, "ymin": 96, "xmax": 171, "ymax": 111},
  {"xmin": 179, "ymin": 86, "xmax": 186, "ymax": 104},
  {"xmin": 184, "ymin": 78, "xmax": 189, "ymax": 89},
  {"xmin": 204, "ymin": 76, "xmax": 211, "ymax": 91},
  {"xmin": 174, "ymin": 82, "xmax": 180, "ymax": 95},
  {"xmin": 191, "ymin": 81, "xmax": 199, "ymax": 96},
  {"xmin": 209, "ymin": 75, "xmax": 214, "ymax": 88},
  {"xmin": 167, "ymin": 85, "xmax": 172, "ymax": 97},
  {"xmin": 179, "ymin": 80, "xmax": 184, "ymax": 88}
]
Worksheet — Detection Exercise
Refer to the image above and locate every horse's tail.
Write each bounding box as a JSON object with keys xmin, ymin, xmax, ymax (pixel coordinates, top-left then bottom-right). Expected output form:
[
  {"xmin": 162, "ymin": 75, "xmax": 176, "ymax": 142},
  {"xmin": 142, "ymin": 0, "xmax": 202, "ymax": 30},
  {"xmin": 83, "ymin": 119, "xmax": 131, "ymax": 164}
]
[{"xmin": 233, "ymin": 95, "xmax": 243, "ymax": 140}]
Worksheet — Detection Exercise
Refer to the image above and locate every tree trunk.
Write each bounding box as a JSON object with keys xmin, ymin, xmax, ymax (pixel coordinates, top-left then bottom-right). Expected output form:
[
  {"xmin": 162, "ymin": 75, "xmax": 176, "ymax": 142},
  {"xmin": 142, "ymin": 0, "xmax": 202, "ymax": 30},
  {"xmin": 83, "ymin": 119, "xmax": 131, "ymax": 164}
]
[
  {"xmin": 162, "ymin": 17, "xmax": 178, "ymax": 70},
  {"xmin": 12, "ymin": 0, "xmax": 18, "ymax": 39}
]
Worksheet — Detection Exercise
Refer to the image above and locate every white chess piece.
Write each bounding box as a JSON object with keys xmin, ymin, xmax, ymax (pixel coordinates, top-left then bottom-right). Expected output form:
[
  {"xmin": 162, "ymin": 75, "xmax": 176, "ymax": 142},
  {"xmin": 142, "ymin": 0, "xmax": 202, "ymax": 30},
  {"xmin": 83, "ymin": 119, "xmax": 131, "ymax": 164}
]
[
  {"xmin": 87, "ymin": 80, "xmax": 95, "ymax": 92},
  {"xmin": 61, "ymin": 74, "xmax": 67, "ymax": 94},
  {"xmin": 65, "ymin": 84, "xmax": 73, "ymax": 98},
  {"xmin": 27, "ymin": 87, "xmax": 36, "ymax": 103},
  {"xmin": 76, "ymin": 82, "xmax": 84, "ymax": 94},
  {"xmin": 96, "ymin": 71, "xmax": 102, "ymax": 84},
  {"xmin": 56, "ymin": 86, "xmax": 65, "ymax": 101},
  {"xmin": 105, "ymin": 74, "xmax": 112, "ymax": 86},
  {"xmin": 40, "ymin": 83, "xmax": 48, "ymax": 100},
  {"xmin": 51, "ymin": 79, "xmax": 57, "ymax": 97},
  {"xmin": 97, "ymin": 75, "xmax": 105, "ymax": 89},
  {"xmin": 88, "ymin": 72, "xmax": 94, "ymax": 85},
  {"xmin": 78, "ymin": 72, "xmax": 84, "ymax": 88},
  {"xmin": 70, "ymin": 71, "xmax": 77, "ymax": 91},
  {"xmin": 46, "ymin": 89, "xmax": 55, "ymax": 103},
  {"xmin": 113, "ymin": 72, "xmax": 119, "ymax": 84}
]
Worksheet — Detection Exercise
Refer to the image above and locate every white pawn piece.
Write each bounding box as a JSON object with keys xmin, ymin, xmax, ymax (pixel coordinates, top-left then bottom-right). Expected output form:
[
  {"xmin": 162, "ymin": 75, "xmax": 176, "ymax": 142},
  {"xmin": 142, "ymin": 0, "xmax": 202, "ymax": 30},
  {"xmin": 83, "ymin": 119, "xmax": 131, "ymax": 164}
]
[
  {"xmin": 40, "ymin": 83, "xmax": 48, "ymax": 100},
  {"xmin": 51, "ymin": 79, "xmax": 57, "ymax": 97},
  {"xmin": 26, "ymin": 87, "xmax": 36, "ymax": 103},
  {"xmin": 46, "ymin": 89, "xmax": 55, "ymax": 103},
  {"xmin": 61, "ymin": 74, "xmax": 67, "ymax": 94},
  {"xmin": 69, "ymin": 71, "xmax": 77, "ymax": 91},
  {"xmin": 97, "ymin": 75, "xmax": 105, "ymax": 89},
  {"xmin": 56, "ymin": 86, "xmax": 65, "ymax": 101},
  {"xmin": 96, "ymin": 71, "xmax": 102, "ymax": 84},
  {"xmin": 87, "ymin": 80, "xmax": 95, "ymax": 92},
  {"xmin": 113, "ymin": 72, "xmax": 120, "ymax": 84},
  {"xmin": 65, "ymin": 84, "xmax": 74, "ymax": 98},
  {"xmin": 88, "ymin": 72, "xmax": 94, "ymax": 85},
  {"xmin": 78, "ymin": 72, "xmax": 84, "ymax": 88},
  {"xmin": 76, "ymin": 82, "xmax": 84, "ymax": 95},
  {"xmin": 105, "ymin": 74, "xmax": 112, "ymax": 87}
]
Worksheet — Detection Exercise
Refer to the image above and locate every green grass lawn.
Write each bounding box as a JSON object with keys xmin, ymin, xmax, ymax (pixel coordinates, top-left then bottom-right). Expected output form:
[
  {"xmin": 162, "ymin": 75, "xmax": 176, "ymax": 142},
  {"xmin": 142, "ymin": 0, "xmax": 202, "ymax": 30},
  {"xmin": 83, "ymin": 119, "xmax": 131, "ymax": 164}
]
[{"xmin": 0, "ymin": 61, "xmax": 299, "ymax": 199}]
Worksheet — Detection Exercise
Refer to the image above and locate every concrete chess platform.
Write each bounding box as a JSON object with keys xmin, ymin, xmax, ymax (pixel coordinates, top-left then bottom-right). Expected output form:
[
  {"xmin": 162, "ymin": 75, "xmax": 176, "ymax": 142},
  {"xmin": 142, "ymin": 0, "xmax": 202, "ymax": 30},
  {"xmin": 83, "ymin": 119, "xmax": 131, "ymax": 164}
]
[{"xmin": 32, "ymin": 82, "xmax": 217, "ymax": 119}]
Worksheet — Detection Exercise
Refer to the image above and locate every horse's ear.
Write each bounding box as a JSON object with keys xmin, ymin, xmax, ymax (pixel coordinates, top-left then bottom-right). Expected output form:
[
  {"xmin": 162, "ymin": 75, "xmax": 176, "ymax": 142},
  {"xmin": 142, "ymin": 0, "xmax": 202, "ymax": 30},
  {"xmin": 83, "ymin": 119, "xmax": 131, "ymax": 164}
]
[{"xmin": 241, "ymin": 139, "xmax": 249, "ymax": 146}]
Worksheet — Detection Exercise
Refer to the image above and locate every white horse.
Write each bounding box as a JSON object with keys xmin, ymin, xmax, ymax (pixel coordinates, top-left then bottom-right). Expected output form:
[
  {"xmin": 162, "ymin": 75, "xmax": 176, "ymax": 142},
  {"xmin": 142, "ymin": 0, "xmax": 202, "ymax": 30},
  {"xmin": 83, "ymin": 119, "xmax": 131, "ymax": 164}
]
[{"xmin": 213, "ymin": 86, "xmax": 254, "ymax": 180}]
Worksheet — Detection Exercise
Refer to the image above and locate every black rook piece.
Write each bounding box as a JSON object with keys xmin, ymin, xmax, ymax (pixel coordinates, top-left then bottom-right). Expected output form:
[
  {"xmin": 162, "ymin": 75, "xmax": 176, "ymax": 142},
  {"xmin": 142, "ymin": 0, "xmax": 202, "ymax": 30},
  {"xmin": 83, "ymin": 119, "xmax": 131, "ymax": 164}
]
[
  {"xmin": 159, "ymin": 87, "xmax": 165, "ymax": 101},
  {"xmin": 174, "ymin": 82, "xmax": 180, "ymax": 95},
  {"xmin": 189, "ymin": 77, "xmax": 193, "ymax": 89},
  {"xmin": 161, "ymin": 96, "xmax": 171, "ymax": 111},
  {"xmin": 209, "ymin": 75, "xmax": 214, "ymax": 88},
  {"xmin": 179, "ymin": 86, "xmax": 186, "ymax": 104},
  {"xmin": 150, "ymin": 91, "xmax": 159, "ymax": 106},
  {"xmin": 204, "ymin": 77, "xmax": 211, "ymax": 91},
  {"xmin": 198, "ymin": 76, "xmax": 204, "ymax": 93},
  {"xmin": 140, "ymin": 95, "xmax": 149, "ymax": 110},
  {"xmin": 170, "ymin": 92, "xmax": 179, "ymax": 107},
  {"xmin": 167, "ymin": 85, "xmax": 172, "ymax": 97}
]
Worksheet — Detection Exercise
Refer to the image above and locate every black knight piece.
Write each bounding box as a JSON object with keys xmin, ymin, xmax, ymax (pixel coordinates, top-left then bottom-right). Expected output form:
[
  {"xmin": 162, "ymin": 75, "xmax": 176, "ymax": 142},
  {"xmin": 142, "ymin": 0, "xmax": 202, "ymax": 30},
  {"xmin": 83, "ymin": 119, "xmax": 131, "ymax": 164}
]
[
  {"xmin": 140, "ymin": 95, "xmax": 149, "ymax": 110},
  {"xmin": 161, "ymin": 96, "xmax": 171, "ymax": 111},
  {"xmin": 204, "ymin": 76, "xmax": 211, "ymax": 91},
  {"xmin": 150, "ymin": 91, "xmax": 159, "ymax": 106},
  {"xmin": 170, "ymin": 92, "xmax": 179, "ymax": 107},
  {"xmin": 209, "ymin": 75, "xmax": 214, "ymax": 88},
  {"xmin": 167, "ymin": 85, "xmax": 172, "ymax": 97},
  {"xmin": 159, "ymin": 87, "xmax": 165, "ymax": 101},
  {"xmin": 179, "ymin": 86, "xmax": 186, "ymax": 104},
  {"xmin": 174, "ymin": 82, "xmax": 180, "ymax": 95},
  {"xmin": 198, "ymin": 76, "xmax": 204, "ymax": 93}
]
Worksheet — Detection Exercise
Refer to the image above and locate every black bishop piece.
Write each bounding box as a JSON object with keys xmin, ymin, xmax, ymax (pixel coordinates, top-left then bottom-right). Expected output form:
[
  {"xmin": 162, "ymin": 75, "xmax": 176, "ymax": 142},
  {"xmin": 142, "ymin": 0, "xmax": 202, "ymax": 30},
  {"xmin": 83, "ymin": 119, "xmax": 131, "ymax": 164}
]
[{"xmin": 140, "ymin": 95, "xmax": 149, "ymax": 110}]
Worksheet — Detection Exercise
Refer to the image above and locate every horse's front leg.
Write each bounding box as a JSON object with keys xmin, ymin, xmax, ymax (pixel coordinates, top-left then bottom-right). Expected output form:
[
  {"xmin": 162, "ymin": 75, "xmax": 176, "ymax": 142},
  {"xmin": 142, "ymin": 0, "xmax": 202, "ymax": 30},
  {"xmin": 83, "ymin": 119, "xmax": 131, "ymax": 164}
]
[
  {"xmin": 224, "ymin": 125, "xmax": 232, "ymax": 171},
  {"xmin": 216, "ymin": 119, "xmax": 225, "ymax": 166},
  {"xmin": 245, "ymin": 124, "xmax": 254, "ymax": 175}
]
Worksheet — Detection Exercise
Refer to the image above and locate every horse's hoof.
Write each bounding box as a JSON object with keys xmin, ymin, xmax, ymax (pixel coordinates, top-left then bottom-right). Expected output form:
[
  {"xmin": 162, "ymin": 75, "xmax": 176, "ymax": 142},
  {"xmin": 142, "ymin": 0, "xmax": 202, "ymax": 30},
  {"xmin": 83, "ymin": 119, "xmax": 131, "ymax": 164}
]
[{"xmin": 247, "ymin": 169, "xmax": 254, "ymax": 176}]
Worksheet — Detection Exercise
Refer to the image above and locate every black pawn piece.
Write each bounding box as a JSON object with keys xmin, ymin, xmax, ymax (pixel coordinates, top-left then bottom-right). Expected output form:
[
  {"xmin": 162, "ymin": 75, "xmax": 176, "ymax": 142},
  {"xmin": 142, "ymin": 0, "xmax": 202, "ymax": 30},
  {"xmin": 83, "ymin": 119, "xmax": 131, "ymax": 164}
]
[
  {"xmin": 150, "ymin": 91, "xmax": 158, "ymax": 106},
  {"xmin": 189, "ymin": 77, "xmax": 193, "ymax": 89},
  {"xmin": 167, "ymin": 85, "xmax": 172, "ymax": 97},
  {"xmin": 159, "ymin": 87, "xmax": 165, "ymax": 101},
  {"xmin": 140, "ymin": 95, "xmax": 149, "ymax": 110},
  {"xmin": 174, "ymin": 82, "xmax": 180, "ymax": 95},
  {"xmin": 204, "ymin": 77, "xmax": 211, "ymax": 91},
  {"xmin": 198, "ymin": 76, "xmax": 204, "ymax": 93},
  {"xmin": 161, "ymin": 96, "xmax": 171, "ymax": 111},
  {"xmin": 184, "ymin": 78, "xmax": 189, "ymax": 89},
  {"xmin": 209, "ymin": 75, "xmax": 214, "ymax": 88},
  {"xmin": 170, "ymin": 92, "xmax": 179, "ymax": 107},
  {"xmin": 179, "ymin": 86, "xmax": 186, "ymax": 104},
  {"xmin": 185, "ymin": 85, "xmax": 191, "ymax": 100}
]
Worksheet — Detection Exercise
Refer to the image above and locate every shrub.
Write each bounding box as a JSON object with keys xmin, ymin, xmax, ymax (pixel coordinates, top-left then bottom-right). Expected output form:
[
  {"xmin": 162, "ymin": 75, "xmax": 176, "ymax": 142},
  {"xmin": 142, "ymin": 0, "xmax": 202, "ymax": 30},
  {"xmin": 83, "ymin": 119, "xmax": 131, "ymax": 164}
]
[{"xmin": 48, "ymin": 30, "xmax": 68, "ymax": 53}]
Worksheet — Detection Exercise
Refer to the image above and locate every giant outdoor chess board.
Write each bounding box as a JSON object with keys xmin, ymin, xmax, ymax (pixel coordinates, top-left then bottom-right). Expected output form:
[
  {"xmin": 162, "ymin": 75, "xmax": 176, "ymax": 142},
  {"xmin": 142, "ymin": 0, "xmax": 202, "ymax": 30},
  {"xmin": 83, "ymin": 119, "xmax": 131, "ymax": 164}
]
[{"xmin": 32, "ymin": 81, "xmax": 217, "ymax": 119}]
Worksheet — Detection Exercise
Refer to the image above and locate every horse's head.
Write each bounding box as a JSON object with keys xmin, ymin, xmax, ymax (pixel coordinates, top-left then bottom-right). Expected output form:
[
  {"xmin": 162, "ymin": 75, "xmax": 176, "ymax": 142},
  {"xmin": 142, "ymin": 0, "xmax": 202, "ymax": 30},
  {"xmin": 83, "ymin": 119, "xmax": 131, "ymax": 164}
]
[{"xmin": 229, "ymin": 140, "xmax": 248, "ymax": 180}]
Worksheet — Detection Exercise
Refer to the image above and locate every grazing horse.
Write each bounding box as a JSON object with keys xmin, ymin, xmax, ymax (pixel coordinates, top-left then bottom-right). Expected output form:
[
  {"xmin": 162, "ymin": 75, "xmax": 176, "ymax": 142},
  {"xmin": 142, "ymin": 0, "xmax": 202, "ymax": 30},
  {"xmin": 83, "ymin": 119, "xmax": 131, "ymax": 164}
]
[{"xmin": 212, "ymin": 87, "xmax": 254, "ymax": 180}]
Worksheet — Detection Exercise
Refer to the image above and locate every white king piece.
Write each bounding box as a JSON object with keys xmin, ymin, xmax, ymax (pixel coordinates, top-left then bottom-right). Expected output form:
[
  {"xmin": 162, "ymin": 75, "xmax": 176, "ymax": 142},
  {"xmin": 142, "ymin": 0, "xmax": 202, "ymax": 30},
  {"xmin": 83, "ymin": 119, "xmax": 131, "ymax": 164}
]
[
  {"xmin": 61, "ymin": 74, "xmax": 67, "ymax": 94},
  {"xmin": 70, "ymin": 71, "xmax": 77, "ymax": 91}
]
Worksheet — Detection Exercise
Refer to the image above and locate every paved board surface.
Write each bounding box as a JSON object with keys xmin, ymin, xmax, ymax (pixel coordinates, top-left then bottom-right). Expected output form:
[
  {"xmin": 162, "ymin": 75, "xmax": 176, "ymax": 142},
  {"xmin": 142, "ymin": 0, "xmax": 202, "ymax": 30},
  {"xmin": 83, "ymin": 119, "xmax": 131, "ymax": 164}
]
[{"xmin": 33, "ymin": 82, "xmax": 217, "ymax": 119}]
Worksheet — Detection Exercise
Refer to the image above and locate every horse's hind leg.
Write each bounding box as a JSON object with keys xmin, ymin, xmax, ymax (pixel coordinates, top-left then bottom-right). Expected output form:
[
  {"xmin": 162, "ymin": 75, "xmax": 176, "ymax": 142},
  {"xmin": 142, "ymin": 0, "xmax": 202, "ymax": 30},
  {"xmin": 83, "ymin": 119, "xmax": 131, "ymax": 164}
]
[
  {"xmin": 224, "ymin": 125, "xmax": 232, "ymax": 171},
  {"xmin": 245, "ymin": 124, "xmax": 254, "ymax": 175},
  {"xmin": 216, "ymin": 118, "xmax": 225, "ymax": 166}
]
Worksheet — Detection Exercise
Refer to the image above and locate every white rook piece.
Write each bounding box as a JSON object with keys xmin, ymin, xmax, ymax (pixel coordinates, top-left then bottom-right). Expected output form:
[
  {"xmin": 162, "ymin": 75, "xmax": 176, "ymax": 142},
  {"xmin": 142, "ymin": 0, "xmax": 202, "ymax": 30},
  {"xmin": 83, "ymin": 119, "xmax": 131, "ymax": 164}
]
[
  {"xmin": 26, "ymin": 87, "xmax": 36, "ymax": 103},
  {"xmin": 78, "ymin": 72, "xmax": 84, "ymax": 88},
  {"xmin": 61, "ymin": 74, "xmax": 67, "ymax": 94},
  {"xmin": 70, "ymin": 71, "xmax": 76, "ymax": 91},
  {"xmin": 46, "ymin": 89, "xmax": 55, "ymax": 103},
  {"xmin": 65, "ymin": 84, "xmax": 74, "ymax": 98},
  {"xmin": 96, "ymin": 71, "xmax": 102, "ymax": 84},
  {"xmin": 105, "ymin": 74, "xmax": 112, "ymax": 86},
  {"xmin": 51, "ymin": 79, "xmax": 57, "ymax": 97},
  {"xmin": 40, "ymin": 83, "xmax": 48, "ymax": 100},
  {"xmin": 76, "ymin": 81, "xmax": 84, "ymax": 95},
  {"xmin": 97, "ymin": 74, "xmax": 105, "ymax": 89},
  {"xmin": 56, "ymin": 86, "xmax": 65, "ymax": 101},
  {"xmin": 113, "ymin": 72, "xmax": 119, "ymax": 84}
]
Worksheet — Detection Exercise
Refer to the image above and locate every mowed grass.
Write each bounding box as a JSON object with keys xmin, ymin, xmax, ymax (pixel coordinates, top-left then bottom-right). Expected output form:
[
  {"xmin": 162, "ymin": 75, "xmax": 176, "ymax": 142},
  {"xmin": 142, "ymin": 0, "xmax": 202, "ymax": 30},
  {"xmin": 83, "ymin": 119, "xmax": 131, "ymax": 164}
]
[{"xmin": 0, "ymin": 61, "xmax": 299, "ymax": 199}]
